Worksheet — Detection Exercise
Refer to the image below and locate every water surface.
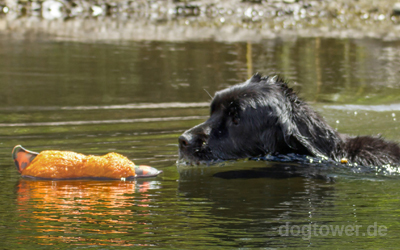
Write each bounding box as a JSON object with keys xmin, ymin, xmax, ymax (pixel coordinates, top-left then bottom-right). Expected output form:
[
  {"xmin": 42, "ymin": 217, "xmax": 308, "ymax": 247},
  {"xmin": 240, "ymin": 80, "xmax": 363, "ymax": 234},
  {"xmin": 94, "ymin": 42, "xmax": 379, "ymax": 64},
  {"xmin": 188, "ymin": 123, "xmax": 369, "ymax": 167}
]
[{"xmin": 1, "ymin": 37, "xmax": 400, "ymax": 248}]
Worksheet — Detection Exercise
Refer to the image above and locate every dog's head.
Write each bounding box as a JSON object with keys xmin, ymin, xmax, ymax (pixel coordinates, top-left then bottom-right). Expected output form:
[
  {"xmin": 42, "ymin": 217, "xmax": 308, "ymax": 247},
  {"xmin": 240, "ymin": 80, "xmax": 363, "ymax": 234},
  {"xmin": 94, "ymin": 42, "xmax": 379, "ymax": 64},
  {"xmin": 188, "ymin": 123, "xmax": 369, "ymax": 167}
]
[{"xmin": 178, "ymin": 73, "xmax": 341, "ymax": 164}]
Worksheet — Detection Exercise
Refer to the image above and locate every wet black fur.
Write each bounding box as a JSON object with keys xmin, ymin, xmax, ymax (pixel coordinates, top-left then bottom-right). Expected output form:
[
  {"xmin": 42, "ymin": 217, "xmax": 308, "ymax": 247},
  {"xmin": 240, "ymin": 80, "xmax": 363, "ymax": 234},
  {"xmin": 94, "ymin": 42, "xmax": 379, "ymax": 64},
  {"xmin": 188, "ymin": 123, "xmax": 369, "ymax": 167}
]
[{"xmin": 178, "ymin": 73, "xmax": 400, "ymax": 167}]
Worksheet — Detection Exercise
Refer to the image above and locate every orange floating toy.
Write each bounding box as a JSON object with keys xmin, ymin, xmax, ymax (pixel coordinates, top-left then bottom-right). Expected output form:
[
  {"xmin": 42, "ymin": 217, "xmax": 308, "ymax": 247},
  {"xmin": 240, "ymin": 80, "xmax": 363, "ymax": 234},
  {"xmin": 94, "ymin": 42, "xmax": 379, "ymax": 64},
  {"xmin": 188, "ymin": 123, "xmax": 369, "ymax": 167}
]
[{"xmin": 12, "ymin": 145, "xmax": 162, "ymax": 180}]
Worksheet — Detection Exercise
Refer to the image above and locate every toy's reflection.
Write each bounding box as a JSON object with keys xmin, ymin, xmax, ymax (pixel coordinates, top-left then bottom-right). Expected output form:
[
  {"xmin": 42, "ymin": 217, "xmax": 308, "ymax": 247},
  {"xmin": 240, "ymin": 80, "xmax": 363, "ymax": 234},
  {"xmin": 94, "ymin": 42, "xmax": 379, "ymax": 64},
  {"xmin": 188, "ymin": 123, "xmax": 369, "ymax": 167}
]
[{"xmin": 16, "ymin": 179, "xmax": 160, "ymax": 246}]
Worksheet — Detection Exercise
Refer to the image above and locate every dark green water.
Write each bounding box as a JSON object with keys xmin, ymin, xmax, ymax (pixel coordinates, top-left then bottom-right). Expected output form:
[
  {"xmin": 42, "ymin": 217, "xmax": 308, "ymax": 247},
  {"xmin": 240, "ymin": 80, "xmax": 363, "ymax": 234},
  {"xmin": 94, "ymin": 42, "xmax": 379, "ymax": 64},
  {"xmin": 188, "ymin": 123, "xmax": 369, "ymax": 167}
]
[{"xmin": 1, "ymin": 37, "xmax": 400, "ymax": 248}]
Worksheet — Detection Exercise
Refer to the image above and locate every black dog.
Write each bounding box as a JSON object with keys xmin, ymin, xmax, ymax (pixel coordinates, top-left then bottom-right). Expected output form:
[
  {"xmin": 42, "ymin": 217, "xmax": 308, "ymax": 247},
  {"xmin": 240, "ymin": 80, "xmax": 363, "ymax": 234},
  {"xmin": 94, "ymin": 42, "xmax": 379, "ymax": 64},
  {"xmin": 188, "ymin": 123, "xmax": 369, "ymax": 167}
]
[{"xmin": 178, "ymin": 73, "xmax": 400, "ymax": 167}]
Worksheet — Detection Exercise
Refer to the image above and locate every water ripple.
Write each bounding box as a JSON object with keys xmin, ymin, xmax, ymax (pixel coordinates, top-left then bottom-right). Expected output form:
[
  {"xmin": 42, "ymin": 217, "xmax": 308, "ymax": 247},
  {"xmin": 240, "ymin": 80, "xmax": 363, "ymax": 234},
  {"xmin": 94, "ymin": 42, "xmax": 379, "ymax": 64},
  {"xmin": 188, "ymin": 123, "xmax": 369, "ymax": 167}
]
[
  {"xmin": 0, "ymin": 116, "xmax": 207, "ymax": 127},
  {"xmin": 325, "ymin": 104, "xmax": 400, "ymax": 112},
  {"xmin": 0, "ymin": 102, "xmax": 210, "ymax": 112}
]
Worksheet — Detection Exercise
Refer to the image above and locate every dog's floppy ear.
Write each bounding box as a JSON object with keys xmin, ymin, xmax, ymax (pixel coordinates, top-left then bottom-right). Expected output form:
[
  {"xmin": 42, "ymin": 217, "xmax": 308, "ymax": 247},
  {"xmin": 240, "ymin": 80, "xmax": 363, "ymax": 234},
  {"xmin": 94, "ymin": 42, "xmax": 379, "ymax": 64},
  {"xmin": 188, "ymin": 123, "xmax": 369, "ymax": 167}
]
[
  {"xmin": 280, "ymin": 109, "xmax": 341, "ymax": 159},
  {"xmin": 284, "ymin": 127, "xmax": 327, "ymax": 158}
]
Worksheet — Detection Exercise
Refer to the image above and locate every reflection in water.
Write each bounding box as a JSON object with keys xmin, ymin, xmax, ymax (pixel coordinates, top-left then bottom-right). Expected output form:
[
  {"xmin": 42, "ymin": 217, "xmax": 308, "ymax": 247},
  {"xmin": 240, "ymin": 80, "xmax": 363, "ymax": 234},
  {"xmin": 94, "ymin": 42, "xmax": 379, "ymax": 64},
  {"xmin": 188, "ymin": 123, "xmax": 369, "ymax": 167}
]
[
  {"xmin": 0, "ymin": 37, "xmax": 399, "ymax": 248},
  {"xmin": 177, "ymin": 163, "xmax": 337, "ymax": 247},
  {"xmin": 1, "ymin": 38, "xmax": 400, "ymax": 109},
  {"xmin": 16, "ymin": 179, "xmax": 159, "ymax": 246}
]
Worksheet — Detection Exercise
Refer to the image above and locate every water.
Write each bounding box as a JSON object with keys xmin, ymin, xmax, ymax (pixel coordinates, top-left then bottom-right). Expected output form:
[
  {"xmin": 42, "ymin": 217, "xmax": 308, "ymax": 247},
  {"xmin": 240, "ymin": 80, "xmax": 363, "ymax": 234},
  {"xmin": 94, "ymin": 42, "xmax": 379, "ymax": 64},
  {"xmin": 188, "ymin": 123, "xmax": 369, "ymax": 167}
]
[{"xmin": 1, "ymin": 37, "xmax": 400, "ymax": 248}]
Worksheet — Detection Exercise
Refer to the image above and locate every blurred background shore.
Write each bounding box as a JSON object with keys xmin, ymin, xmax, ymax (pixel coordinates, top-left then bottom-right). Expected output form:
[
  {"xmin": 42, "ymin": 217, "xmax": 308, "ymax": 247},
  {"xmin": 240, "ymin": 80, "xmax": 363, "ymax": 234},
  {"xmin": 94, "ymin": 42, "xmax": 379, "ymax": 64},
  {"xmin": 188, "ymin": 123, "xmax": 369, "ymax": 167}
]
[{"xmin": 1, "ymin": 0, "xmax": 400, "ymax": 42}]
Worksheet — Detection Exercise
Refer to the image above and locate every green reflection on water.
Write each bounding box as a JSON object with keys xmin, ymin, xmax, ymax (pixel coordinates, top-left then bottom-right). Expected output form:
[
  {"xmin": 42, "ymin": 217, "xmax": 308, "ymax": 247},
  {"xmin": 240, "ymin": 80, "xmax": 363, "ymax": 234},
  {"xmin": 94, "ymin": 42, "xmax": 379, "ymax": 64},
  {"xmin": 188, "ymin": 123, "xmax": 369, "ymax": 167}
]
[{"xmin": 0, "ymin": 37, "xmax": 399, "ymax": 248}]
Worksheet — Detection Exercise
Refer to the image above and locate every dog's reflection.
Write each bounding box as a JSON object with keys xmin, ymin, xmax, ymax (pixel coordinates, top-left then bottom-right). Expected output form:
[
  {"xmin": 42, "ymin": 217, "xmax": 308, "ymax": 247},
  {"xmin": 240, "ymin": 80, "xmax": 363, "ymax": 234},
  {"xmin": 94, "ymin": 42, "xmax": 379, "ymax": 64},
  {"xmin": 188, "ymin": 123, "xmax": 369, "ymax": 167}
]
[{"xmin": 177, "ymin": 162, "xmax": 336, "ymax": 220}]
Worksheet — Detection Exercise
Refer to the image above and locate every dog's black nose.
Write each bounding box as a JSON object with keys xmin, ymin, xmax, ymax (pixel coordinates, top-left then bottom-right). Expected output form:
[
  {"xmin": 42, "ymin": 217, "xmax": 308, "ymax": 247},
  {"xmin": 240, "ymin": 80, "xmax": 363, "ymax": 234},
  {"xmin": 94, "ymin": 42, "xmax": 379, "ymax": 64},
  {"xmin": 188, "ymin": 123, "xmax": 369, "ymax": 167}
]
[{"xmin": 179, "ymin": 135, "xmax": 190, "ymax": 148}]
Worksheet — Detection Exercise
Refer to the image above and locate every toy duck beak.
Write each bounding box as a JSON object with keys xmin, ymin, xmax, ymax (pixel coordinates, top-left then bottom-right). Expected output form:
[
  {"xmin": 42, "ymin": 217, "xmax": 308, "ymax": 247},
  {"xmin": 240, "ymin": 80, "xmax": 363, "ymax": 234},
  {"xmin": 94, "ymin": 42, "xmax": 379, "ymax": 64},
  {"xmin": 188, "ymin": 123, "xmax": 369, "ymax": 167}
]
[{"xmin": 134, "ymin": 165, "xmax": 163, "ymax": 178}]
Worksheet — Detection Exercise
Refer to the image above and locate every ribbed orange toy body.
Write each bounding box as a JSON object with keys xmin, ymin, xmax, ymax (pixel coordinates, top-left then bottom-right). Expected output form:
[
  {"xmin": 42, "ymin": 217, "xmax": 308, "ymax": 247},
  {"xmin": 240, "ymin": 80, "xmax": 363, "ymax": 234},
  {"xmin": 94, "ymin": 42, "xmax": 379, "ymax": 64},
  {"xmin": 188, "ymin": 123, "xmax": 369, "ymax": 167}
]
[{"xmin": 22, "ymin": 150, "xmax": 136, "ymax": 179}]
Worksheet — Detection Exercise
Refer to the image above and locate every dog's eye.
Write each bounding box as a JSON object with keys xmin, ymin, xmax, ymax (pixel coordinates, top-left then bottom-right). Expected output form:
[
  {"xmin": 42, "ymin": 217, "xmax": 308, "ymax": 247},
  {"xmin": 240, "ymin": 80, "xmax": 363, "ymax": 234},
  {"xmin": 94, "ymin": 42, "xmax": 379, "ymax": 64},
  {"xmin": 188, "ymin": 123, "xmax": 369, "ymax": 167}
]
[
  {"xmin": 232, "ymin": 116, "xmax": 240, "ymax": 125},
  {"xmin": 228, "ymin": 106, "xmax": 240, "ymax": 125}
]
